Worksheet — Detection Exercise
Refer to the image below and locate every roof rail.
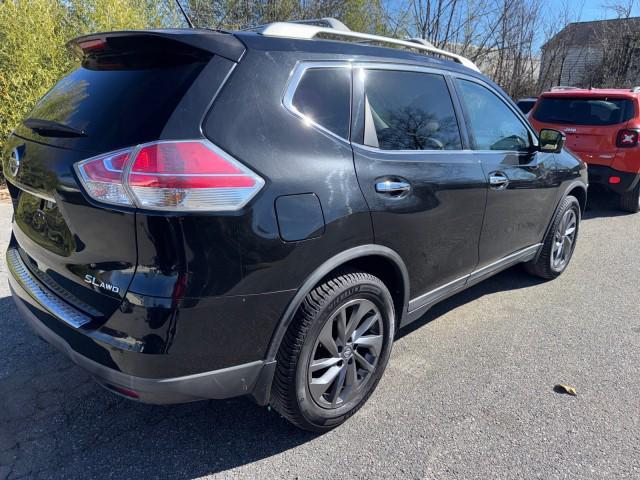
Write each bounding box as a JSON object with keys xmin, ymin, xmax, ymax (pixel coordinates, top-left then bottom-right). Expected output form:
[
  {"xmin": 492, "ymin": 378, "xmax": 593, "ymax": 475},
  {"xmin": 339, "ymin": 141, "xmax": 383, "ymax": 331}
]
[
  {"xmin": 258, "ymin": 22, "xmax": 480, "ymax": 72},
  {"xmin": 243, "ymin": 17, "xmax": 350, "ymax": 33},
  {"xmin": 288, "ymin": 18, "xmax": 350, "ymax": 31},
  {"xmin": 406, "ymin": 37, "xmax": 436, "ymax": 48},
  {"xmin": 631, "ymin": 86, "xmax": 640, "ymax": 93},
  {"xmin": 550, "ymin": 86, "xmax": 581, "ymax": 91}
]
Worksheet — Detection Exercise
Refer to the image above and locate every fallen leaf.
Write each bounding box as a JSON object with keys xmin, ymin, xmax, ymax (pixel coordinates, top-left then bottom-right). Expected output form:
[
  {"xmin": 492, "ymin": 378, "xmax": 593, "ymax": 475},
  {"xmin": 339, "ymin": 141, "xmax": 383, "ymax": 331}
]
[{"xmin": 553, "ymin": 384, "xmax": 577, "ymax": 396}]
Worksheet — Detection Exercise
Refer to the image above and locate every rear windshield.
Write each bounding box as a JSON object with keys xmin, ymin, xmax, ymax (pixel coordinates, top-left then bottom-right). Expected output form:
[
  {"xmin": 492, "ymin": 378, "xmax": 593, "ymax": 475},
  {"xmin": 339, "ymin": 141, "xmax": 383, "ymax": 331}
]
[
  {"xmin": 533, "ymin": 97, "xmax": 635, "ymax": 126},
  {"xmin": 18, "ymin": 63, "xmax": 205, "ymax": 153},
  {"xmin": 516, "ymin": 100, "xmax": 536, "ymax": 114}
]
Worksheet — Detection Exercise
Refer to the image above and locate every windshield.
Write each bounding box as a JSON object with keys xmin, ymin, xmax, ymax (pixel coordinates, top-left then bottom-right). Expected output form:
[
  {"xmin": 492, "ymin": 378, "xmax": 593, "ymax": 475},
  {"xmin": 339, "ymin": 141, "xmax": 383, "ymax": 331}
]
[{"xmin": 533, "ymin": 97, "xmax": 635, "ymax": 126}]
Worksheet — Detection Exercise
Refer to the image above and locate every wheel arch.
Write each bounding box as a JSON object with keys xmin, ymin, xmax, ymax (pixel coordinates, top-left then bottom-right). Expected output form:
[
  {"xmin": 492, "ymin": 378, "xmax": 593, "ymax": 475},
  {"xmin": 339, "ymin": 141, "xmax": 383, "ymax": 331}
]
[
  {"xmin": 265, "ymin": 245, "xmax": 410, "ymax": 363},
  {"xmin": 535, "ymin": 180, "xmax": 587, "ymax": 263},
  {"xmin": 567, "ymin": 184, "xmax": 587, "ymax": 213}
]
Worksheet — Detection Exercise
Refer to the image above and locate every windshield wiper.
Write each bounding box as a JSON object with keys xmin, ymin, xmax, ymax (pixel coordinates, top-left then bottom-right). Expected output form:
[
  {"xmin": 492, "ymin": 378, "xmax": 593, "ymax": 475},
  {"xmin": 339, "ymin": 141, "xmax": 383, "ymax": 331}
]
[{"xmin": 23, "ymin": 118, "xmax": 87, "ymax": 138}]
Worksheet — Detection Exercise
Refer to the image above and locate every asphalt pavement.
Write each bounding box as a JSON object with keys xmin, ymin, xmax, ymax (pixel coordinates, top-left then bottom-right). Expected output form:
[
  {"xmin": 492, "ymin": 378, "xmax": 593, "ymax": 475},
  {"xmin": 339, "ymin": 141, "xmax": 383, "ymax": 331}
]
[{"xmin": 0, "ymin": 192, "xmax": 638, "ymax": 479}]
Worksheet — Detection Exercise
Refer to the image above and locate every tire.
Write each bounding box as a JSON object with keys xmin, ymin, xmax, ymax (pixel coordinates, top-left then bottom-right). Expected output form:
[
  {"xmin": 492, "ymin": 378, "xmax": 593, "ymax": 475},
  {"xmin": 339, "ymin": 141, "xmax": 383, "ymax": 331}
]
[
  {"xmin": 619, "ymin": 182, "xmax": 640, "ymax": 213},
  {"xmin": 270, "ymin": 271, "xmax": 395, "ymax": 432},
  {"xmin": 524, "ymin": 195, "xmax": 581, "ymax": 280}
]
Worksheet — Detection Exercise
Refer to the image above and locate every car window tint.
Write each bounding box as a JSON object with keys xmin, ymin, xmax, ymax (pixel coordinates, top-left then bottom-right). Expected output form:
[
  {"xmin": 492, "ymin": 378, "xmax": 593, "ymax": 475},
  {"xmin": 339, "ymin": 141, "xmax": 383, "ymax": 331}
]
[
  {"xmin": 291, "ymin": 68, "xmax": 351, "ymax": 138},
  {"xmin": 363, "ymin": 70, "xmax": 462, "ymax": 151},
  {"xmin": 457, "ymin": 80, "xmax": 531, "ymax": 151},
  {"xmin": 533, "ymin": 97, "xmax": 634, "ymax": 126}
]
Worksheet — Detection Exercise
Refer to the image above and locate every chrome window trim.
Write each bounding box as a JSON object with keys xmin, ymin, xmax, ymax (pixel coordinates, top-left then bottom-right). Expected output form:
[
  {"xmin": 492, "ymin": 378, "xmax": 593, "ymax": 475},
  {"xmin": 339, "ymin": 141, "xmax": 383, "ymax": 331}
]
[
  {"xmin": 283, "ymin": 60, "xmax": 539, "ymax": 155},
  {"xmin": 353, "ymin": 142, "xmax": 477, "ymax": 157}
]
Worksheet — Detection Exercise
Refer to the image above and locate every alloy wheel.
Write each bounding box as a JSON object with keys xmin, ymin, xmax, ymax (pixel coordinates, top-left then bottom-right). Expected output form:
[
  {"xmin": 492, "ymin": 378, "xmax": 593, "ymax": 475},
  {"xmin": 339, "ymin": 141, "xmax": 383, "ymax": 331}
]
[
  {"xmin": 551, "ymin": 208, "xmax": 577, "ymax": 271},
  {"xmin": 307, "ymin": 298, "xmax": 383, "ymax": 409}
]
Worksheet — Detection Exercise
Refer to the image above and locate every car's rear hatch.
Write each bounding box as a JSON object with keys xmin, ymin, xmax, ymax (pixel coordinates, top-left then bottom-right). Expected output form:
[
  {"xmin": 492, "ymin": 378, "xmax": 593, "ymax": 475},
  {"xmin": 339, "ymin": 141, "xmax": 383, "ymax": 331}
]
[
  {"xmin": 531, "ymin": 95, "xmax": 636, "ymax": 166},
  {"xmin": 3, "ymin": 30, "xmax": 244, "ymax": 321}
]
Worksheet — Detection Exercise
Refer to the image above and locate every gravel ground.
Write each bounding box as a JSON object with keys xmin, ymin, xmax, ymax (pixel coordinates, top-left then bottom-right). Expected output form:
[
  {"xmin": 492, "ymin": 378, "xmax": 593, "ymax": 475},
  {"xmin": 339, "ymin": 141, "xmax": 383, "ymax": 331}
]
[{"xmin": 0, "ymin": 192, "xmax": 639, "ymax": 480}]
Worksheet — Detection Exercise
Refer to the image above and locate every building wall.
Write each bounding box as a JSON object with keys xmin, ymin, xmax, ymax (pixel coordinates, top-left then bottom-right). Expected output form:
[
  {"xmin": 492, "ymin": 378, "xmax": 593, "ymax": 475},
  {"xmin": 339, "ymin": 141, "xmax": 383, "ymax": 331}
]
[
  {"xmin": 539, "ymin": 43, "xmax": 604, "ymax": 90},
  {"xmin": 537, "ymin": 18, "xmax": 640, "ymax": 92}
]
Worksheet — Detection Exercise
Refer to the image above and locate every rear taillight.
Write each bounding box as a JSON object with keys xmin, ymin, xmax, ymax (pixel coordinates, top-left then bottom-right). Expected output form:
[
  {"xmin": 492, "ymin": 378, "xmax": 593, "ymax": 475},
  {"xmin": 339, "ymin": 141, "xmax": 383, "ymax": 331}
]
[
  {"xmin": 75, "ymin": 140, "xmax": 264, "ymax": 211},
  {"xmin": 616, "ymin": 129, "xmax": 639, "ymax": 148}
]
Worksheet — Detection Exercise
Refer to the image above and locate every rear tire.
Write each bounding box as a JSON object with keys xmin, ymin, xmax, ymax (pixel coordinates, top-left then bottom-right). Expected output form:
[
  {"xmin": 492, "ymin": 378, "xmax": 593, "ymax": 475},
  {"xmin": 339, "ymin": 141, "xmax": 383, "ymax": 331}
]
[
  {"xmin": 619, "ymin": 182, "xmax": 640, "ymax": 213},
  {"xmin": 524, "ymin": 195, "xmax": 580, "ymax": 280},
  {"xmin": 270, "ymin": 271, "xmax": 395, "ymax": 432}
]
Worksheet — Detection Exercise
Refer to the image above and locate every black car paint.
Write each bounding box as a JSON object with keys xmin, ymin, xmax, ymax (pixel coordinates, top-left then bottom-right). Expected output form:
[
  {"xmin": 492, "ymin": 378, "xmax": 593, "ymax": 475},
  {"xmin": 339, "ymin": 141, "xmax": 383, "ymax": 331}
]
[{"xmin": 4, "ymin": 29, "xmax": 587, "ymax": 404}]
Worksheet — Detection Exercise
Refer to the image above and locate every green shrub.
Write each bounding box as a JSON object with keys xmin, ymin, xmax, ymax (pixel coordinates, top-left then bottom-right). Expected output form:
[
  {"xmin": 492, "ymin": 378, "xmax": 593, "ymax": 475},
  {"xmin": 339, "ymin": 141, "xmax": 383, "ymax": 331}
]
[{"xmin": 0, "ymin": 0, "xmax": 177, "ymax": 167}]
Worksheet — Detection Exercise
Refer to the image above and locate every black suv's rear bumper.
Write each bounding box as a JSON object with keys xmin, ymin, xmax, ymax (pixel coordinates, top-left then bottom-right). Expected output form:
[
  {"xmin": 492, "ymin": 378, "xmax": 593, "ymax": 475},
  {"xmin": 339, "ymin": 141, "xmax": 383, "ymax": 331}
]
[
  {"xmin": 7, "ymin": 247, "xmax": 278, "ymax": 404},
  {"xmin": 588, "ymin": 164, "xmax": 640, "ymax": 194}
]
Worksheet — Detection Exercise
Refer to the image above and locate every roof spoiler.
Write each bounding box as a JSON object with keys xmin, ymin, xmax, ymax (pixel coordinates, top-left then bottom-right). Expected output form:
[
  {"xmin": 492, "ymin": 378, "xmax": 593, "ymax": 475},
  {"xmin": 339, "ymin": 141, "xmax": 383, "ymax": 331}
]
[{"xmin": 68, "ymin": 29, "xmax": 246, "ymax": 64}]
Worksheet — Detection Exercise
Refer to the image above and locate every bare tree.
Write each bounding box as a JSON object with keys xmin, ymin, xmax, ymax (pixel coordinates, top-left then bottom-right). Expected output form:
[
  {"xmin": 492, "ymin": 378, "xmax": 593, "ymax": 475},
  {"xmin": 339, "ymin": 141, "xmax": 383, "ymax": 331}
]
[
  {"xmin": 590, "ymin": 0, "xmax": 640, "ymax": 87},
  {"xmin": 400, "ymin": 0, "xmax": 544, "ymax": 97}
]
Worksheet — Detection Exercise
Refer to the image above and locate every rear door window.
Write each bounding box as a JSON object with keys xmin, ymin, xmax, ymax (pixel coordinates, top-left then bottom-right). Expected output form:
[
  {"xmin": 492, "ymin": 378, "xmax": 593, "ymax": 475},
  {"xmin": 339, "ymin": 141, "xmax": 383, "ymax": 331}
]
[
  {"xmin": 456, "ymin": 79, "xmax": 531, "ymax": 151},
  {"xmin": 533, "ymin": 97, "xmax": 635, "ymax": 126},
  {"xmin": 291, "ymin": 68, "xmax": 351, "ymax": 139},
  {"xmin": 362, "ymin": 70, "xmax": 462, "ymax": 151}
]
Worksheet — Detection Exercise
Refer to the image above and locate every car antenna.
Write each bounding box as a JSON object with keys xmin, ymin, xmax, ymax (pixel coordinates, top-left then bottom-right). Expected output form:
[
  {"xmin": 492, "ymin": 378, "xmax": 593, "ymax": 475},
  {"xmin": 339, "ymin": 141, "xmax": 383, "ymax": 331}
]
[{"xmin": 175, "ymin": 0, "xmax": 195, "ymax": 28}]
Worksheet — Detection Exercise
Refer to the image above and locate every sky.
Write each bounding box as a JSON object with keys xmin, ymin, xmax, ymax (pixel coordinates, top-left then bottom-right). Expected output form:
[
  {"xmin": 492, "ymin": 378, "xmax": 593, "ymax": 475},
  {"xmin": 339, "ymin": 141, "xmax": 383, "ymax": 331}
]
[{"xmin": 578, "ymin": 0, "xmax": 640, "ymax": 21}]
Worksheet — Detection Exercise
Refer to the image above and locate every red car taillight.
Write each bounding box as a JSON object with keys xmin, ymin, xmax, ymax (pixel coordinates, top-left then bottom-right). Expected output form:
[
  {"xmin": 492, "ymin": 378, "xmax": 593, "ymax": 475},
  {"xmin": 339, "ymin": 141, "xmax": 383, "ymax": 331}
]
[
  {"xmin": 616, "ymin": 129, "xmax": 639, "ymax": 148},
  {"xmin": 75, "ymin": 140, "xmax": 264, "ymax": 211}
]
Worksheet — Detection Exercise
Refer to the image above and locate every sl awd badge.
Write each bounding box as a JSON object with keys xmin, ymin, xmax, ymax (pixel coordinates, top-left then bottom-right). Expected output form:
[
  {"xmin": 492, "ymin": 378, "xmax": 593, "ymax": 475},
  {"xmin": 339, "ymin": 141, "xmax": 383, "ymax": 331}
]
[{"xmin": 84, "ymin": 274, "xmax": 120, "ymax": 294}]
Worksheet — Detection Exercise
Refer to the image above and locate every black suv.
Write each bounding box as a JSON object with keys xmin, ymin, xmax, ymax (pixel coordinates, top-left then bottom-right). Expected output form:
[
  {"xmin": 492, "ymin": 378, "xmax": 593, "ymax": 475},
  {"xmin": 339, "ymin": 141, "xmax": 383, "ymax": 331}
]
[{"xmin": 4, "ymin": 22, "xmax": 587, "ymax": 432}]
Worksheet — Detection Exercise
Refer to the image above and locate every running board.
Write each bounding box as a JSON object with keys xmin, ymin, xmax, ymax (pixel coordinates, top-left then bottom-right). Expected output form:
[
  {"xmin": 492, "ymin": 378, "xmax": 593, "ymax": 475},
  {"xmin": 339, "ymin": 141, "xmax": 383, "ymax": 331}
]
[{"xmin": 403, "ymin": 244, "xmax": 541, "ymax": 326}]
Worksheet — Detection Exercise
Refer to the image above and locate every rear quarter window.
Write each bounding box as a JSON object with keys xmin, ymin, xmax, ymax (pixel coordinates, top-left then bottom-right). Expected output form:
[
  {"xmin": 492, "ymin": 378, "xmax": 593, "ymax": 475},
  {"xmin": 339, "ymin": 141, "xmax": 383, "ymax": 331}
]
[
  {"xmin": 533, "ymin": 97, "xmax": 635, "ymax": 126},
  {"xmin": 290, "ymin": 68, "xmax": 351, "ymax": 139}
]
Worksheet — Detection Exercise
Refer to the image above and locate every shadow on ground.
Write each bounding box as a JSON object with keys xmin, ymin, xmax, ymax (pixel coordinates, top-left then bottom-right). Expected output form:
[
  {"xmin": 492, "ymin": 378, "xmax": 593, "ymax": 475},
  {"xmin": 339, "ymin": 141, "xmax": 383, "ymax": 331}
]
[
  {"xmin": 398, "ymin": 263, "xmax": 543, "ymax": 339},
  {"xmin": 582, "ymin": 190, "xmax": 633, "ymax": 220},
  {"xmin": 4, "ymin": 186, "xmax": 618, "ymax": 479},
  {"xmin": 0, "ymin": 295, "xmax": 316, "ymax": 479},
  {"xmin": 0, "ymin": 257, "xmax": 547, "ymax": 478}
]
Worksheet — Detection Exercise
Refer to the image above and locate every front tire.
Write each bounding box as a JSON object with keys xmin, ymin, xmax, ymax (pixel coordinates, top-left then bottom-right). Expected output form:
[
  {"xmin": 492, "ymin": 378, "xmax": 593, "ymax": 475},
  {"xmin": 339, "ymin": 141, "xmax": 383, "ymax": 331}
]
[
  {"xmin": 619, "ymin": 182, "xmax": 640, "ymax": 213},
  {"xmin": 524, "ymin": 195, "xmax": 581, "ymax": 280},
  {"xmin": 270, "ymin": 271, "xmax": 395, "ymax": 432}
]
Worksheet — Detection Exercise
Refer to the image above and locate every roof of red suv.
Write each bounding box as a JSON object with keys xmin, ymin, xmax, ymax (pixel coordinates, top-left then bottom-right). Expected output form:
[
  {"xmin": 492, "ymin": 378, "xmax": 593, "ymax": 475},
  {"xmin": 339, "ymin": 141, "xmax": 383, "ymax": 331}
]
[{"xmin": 541, "ymin": 88, "xmax": 640, "ymax": 99}]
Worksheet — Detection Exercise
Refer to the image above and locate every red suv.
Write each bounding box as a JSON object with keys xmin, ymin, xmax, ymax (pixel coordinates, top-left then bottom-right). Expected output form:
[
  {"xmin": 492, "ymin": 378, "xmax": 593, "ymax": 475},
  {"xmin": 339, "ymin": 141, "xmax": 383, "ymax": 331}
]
[{"xmin": 530, "ymin": 87, "xmax": 640, "ymax": 212}]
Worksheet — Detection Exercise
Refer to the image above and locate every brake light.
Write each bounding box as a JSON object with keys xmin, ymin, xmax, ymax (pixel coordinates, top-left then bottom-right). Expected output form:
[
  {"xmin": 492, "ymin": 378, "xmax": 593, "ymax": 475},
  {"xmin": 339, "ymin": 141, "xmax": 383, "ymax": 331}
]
[
  {"xmin": 616, "ymin": 129, "xmax": 639, "ymax": 148},
  {"xmin": 78, "ymin": 38, "xmax": 107, "ymax": 52},
  {"xmin": 75, "ymin": 140, "xmax": 264, "ymax": 211},
  {"xmin": 609, "ymin": 176, "xmax": 622, "ymax": 184}
]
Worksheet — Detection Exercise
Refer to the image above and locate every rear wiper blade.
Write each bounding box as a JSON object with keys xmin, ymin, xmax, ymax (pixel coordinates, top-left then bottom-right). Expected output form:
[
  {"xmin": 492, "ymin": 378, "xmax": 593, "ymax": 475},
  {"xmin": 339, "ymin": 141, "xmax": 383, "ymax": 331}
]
[{"xmin": 23, "ymin": 118, "xmax": 87, "ymax": 138}]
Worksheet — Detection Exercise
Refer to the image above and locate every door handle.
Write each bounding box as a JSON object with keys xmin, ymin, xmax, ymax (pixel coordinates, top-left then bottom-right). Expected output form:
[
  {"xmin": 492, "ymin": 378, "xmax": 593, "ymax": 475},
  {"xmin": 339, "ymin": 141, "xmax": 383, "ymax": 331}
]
[
  {"xmin": 375, "ymin": 179, "xmax": 411, "ymax": 196},
  {"xmin": 489, "ymin": 172, "xmax": 509, "ymax": 189}
]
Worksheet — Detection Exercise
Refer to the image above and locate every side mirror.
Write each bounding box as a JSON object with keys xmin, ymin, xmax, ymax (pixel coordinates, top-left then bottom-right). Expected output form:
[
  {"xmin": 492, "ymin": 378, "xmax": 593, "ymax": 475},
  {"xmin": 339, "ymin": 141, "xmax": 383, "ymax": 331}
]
[{"xmin": 539, "ymin": 129, "xmax": 565, "ymax": 153}]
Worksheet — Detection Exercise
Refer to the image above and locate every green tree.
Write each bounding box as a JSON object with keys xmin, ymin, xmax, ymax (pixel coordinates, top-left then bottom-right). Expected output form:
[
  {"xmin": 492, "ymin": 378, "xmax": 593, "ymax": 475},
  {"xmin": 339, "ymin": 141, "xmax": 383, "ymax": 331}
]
[
  {"xmin": 0, "ymin": 0, "xmax": 179, "ymax": 169},
  {"xmin": 0, "ymin": 0, "xmax": 74, "ymax": 160}
]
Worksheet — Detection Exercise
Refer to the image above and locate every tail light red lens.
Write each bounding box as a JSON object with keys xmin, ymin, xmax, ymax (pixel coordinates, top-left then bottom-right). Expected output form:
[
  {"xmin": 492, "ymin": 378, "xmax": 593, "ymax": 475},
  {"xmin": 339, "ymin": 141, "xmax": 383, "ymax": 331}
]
[
  {"xmin": 616, "ymin": 129, "xmax": 639, "ymax": 148},
  {"xmin": 75, "ymin": 140, "xmax": 264, "ymax": 211},
  {"xmin": 75, "ymin": 149, "xmax": 134, "ymax": 206}
]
